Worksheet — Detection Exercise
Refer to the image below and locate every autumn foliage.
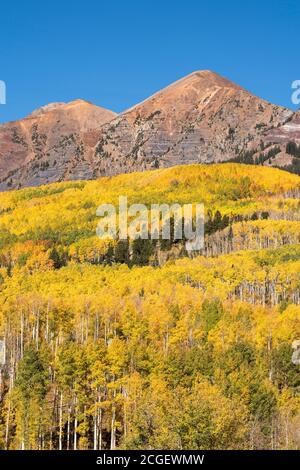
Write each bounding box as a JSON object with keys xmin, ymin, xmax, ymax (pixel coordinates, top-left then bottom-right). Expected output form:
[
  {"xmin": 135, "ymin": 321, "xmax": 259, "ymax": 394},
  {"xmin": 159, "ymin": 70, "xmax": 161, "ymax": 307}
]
[{"xmin": 0, "ymin": 163, "xmax": 300, "ymax": 449}]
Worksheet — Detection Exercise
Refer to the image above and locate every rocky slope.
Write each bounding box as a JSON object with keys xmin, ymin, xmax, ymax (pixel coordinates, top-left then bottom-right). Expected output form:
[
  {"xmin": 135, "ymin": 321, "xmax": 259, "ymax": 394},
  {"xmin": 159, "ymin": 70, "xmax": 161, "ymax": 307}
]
[
  {"xmin": 261, "ymin": 111, "xmax": 300, "ymax": 168},
  {"xmin": 0, "ymin": 70, "xmax": 299, "ymax": 190},
  {"xmin": 265, "ymin": 110, "xmax": 300, "ymax": 145},
  {"xmin": 0, "ymin": 100, "xmax": 116, "ymax": 190},
  {"xmin": 90, "ymin": 70, "xmax": 293, "ymax": 177}
]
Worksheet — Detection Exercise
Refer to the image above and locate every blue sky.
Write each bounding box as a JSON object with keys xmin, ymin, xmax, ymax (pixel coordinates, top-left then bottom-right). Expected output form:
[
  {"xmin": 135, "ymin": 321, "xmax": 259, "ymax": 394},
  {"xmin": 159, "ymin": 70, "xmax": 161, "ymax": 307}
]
[{"xmin": 0, "ymin": 0, "xmax": 299, "ymax": 123}]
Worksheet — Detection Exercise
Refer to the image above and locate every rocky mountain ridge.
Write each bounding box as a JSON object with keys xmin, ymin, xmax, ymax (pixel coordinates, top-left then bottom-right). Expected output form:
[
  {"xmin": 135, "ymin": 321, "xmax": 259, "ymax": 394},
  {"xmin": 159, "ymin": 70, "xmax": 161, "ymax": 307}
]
[{"xmin": 0, "ymin": 71, "xmax": 299, "ymax": 190}]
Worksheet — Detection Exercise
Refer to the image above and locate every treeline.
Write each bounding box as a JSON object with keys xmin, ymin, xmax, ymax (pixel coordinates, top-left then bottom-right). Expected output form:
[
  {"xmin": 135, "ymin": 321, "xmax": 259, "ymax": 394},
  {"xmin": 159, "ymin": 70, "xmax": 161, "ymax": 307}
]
[
  {"xmin": 286, "ymin": 141, "xmax": 300, "ymax": 158},
  {"xmin": 229, "ymin": 146, "xmax": 281, "ymax": 166},
  {"xmin": 281, "ymin": 142, "xmax": 300, "ymax": 175},
  {"xmin": 229, "ymin": 141, "xmax": 300, "ymax": 174}
]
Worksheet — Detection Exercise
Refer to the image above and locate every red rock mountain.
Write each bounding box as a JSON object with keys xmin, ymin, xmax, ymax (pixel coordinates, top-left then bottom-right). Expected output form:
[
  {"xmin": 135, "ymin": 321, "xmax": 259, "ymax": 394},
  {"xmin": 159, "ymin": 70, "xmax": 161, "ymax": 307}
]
[
  {"xmin": 0, "ymin": 71, "xmax": 299, "ymax": 190},
  {"xmin": 0, "ymin": 100, "xmax": 116, "ymax": 190},
  {"xmin": 90, "ymin": 70, "xmax": 293, "ymax": 177}
]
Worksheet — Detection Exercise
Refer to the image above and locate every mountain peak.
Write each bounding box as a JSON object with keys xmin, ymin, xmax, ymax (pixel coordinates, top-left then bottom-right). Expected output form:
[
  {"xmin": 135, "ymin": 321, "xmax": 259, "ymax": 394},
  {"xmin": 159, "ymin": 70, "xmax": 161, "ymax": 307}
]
[
  {"xmin": 183, "ymin": 69, "xmax": 226, "ymax": 79},
  {"xmin": 63, "ymin": 99, "xmax": 96, "ymax": 108},
  {"xmin": 29, "ymin": 102, "xmax": 66, "ymax": 117},
  {"xmin": 123, "ymin": 70, "xmax": 243, "ymax": 116},
  {"xmin": 92, "ymin": 71, "xmax": 292, "ymax": 180},
  {"xmin": 0, "ymin": 99, "xmax": 117, "ymax": 190},
  {"xmin": 69, "ymin": 98, "xmax": 92, "ymax": 105},
  {"xmin": 28, "ymin": 99, "xmax": 106, "ymax": 118},
  {"xmin": 165, "ymin": 69, "xmax": 243, "ymax": 93}
]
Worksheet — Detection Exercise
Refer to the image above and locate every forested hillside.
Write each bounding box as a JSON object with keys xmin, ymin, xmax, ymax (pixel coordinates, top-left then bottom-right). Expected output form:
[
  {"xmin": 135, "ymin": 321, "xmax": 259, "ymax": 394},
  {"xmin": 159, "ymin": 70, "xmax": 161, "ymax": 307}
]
[{"xmin": 1, "ymin": 163, "xmax": 300, "ymax": 450}]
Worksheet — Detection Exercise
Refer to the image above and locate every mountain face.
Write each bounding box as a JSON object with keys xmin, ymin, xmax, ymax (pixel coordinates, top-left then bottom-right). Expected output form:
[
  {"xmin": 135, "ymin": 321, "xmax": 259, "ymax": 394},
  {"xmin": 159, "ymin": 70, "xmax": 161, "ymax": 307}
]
[
  {"xmin": 0, "ymin": 70, "xmax": 298, "ymax": 190},
  {"xmin": 261, "ymin": 111, "xmax": 300, "ymax": 168},
  {"xmin": 264, "ymin": 110, "xmax": 300, "ymax": 146},
  {"xmin": 90, "ymin": 71, "xmax": 293, "ymax": 178},
  {"xmin": 0, "ymin": 100, "xmax": 116, "ymax": 190}
]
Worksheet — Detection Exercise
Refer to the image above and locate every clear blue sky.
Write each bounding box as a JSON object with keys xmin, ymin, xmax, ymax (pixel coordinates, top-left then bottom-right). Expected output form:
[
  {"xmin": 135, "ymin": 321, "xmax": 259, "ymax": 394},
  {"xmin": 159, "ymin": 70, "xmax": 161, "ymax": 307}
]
[{"xmin": 0, "ymin": 0, "xmax": 299, "ymax": 123}]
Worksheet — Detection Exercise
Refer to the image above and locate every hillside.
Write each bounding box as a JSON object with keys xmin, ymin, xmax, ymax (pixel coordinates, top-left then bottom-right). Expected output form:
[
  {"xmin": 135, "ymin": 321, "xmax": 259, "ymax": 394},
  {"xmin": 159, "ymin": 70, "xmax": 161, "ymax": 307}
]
[
  {"xmin": 0, "ymin": 163, "xmax": 300, "ymax": 260},
  {"xmin": 1, "ymin": 163, "xmax": 300, "ymax": 450}
]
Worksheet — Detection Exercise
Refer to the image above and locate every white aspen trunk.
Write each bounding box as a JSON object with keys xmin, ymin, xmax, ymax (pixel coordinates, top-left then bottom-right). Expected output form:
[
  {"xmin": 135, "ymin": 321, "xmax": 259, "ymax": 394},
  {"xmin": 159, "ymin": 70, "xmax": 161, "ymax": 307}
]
[
  {"xmin": 20, "ymin": 311, "xmax": 24, "ymax": 359},
  {"xmin": 99, "ymin": 407, "xmax": 102, "ymax": 450},
  {"xmin": 110, "ymin": 385, "xmax": 116, "ymax": 450},
  {"xmin": 123, "ymin": 389, "xmax": 127, "ymax": 442},
  {"xmin": 67, "ymin": 407, "xmax": 71, "ymax": 450},
  {"xmin": 36, "ymin": 313, "xmax": 39, "ymax": 350},
  {"xmin": 74, "ymin": 396, "xmax": 77, "ymax": 450},
  {"xmin": 5, "ymin": 370, "xmax": 13, "ymax": 449},
  {"xmin": 59, "ymin": 391, "xmax": 63, "ymax": 450},
  {"xmin": 110, "ymin": 405, "xmax": 116, "ymax": 450},
  {"xmin": 5, "ymin": 396, "xmax": 11, "ymax": 449},
  {"xmin": 46, "ymin": 306, "xmax": 49, "ymax": 343},
  {"xmin": 93, "ymin": 414, "xmax": 97, "ymax": 450}
]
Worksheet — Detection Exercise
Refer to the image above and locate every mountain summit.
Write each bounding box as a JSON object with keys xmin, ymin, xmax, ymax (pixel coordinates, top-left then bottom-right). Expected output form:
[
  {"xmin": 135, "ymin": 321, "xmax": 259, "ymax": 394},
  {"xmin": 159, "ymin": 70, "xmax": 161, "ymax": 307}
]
[
  {"xmin": 0, "ymin": 71, "xmax": 298, "ymax": 190},
  {"xmin": 89, "ymin": 70, "xmax": 292, "ymax": 178}
]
